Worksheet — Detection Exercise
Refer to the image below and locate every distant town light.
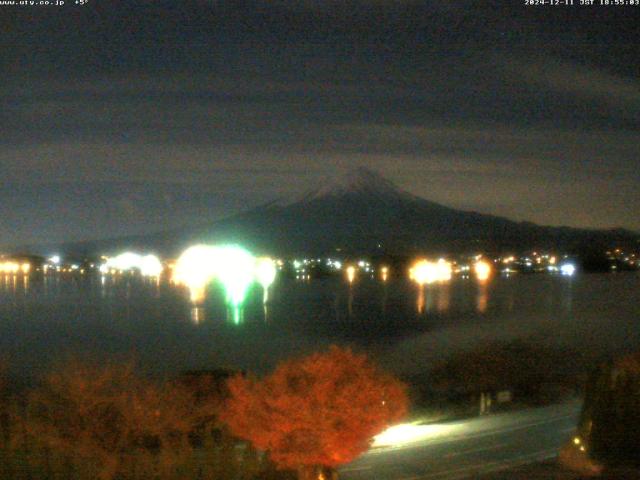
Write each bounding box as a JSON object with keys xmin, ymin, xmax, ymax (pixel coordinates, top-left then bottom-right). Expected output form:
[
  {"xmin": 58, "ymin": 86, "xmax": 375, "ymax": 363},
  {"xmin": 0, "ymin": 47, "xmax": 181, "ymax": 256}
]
[
  {"xmin": 560, "ymin": 263, "xmax": 576, "ymax": 276},
  {"xmin": 256, "ymin": 257, "xmax": 277, "ymax": 304},
  {"xmin": 139, "ymin": 254, "xmax": 163, "ymax": 277},
  {"xmin": 410, "ymin": 259, "xmax": 452, "ymax": 286},
  {"xmin": 411, "ymin": 260, "xmax": 438, "ymax": 285},
  {"xmin": 436, "ymin": 259, "xmax": 452, "ymax": 282},
  {"xmin": 474, "ymin": 260, "xmax": 492, "ymax": 282},
  {"xmin": 256, "ymin": 257, "xmax": 277, "ymax": 288},
  {"xmin": 107, "ymin": 252, "xmax": 141, "ymax": 271},
  {"xmin": 381, "ymin": 266, "xmax": 389, "ymax": 282},
  {"xmin": 0, "ymin": 262, "xmax": 19, "ymax": 274},
  {"xmin": 346, "ymin": 265, "xmax": 356, "ymax": 284}
]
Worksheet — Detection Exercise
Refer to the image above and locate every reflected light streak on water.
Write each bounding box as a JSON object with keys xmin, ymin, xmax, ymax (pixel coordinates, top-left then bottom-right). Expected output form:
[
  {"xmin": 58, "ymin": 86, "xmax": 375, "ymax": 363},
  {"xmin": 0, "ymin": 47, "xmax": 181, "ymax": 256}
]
[
  {"xmin": 416, "ymin": 287, "xmax": 425, "ymax": 314},
  {"xmin": 229, "ymin": 305, "xmax": 243, "ymax": 325},
  {"xmin": 380, "ymin": 266, "xmax": 389, "ymax": 283},
  {"xmin": 476, "ymin": 282, "xmax": 489, "ymax": 313},
  {"xmin": 425, "ymin": 287, "xmax": 435, "ymax": 314},
  {"xmin": 437, "ymin": 284, "xmax": 451, "ymax": 313},
  {"xmin": 191, "ymin": 306, "xmax": 206, "ymax": 324},
  {"xmin": 381, "ymin": 283, "xmax": 388, "ymax": 314},
  {"xmin": 562, "ymin": 276, "xmax": 574, "ymax": 311}
]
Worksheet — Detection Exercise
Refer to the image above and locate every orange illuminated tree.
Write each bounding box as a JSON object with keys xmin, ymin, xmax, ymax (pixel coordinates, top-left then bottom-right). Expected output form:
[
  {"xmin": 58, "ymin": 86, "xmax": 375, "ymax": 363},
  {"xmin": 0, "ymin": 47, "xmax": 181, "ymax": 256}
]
[{"xmin": 220, "ymin": 346, "xmax": 408, "ymax": 480}]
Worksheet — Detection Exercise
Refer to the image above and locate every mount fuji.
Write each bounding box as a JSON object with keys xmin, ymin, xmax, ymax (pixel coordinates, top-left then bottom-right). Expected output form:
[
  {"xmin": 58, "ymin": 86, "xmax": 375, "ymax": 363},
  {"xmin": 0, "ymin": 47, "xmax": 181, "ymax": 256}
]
[
  {"xmin": 168, "ymin": 167, "xmax": 636, "ymax": 256},
  {"xmin": 49, "ymin": 167, "xmax": 637, "ymax": 257}
]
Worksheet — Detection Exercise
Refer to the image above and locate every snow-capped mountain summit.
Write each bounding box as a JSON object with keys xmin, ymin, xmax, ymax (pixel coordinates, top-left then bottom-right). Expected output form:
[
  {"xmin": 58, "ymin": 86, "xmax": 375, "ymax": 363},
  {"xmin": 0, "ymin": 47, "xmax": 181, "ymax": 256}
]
[
  {"xmin": 306, "ymin": 167, "xmax": 408, "ymax": 199},
  {"xmin": 278, "ymin": 167, "xmax": 421, "ymax": 207}
]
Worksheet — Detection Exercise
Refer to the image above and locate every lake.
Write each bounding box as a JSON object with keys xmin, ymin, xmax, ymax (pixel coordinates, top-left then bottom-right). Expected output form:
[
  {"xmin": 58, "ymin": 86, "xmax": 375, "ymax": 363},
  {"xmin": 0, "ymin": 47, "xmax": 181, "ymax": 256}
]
[{"xmin": 1, "ymin": 272, "xmax": 639, "ymax": 381}]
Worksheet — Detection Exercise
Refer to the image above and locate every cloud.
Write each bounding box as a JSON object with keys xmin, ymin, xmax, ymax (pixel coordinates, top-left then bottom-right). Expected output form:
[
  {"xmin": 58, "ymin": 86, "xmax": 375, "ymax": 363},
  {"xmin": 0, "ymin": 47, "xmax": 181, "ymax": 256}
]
[
  {"xmin": 503, "ymin": 56, "xmax": 640, "ymax": 115},
  {"xmin": 329, "ymin": 123, "xmax": 639, "ymax": 177}
]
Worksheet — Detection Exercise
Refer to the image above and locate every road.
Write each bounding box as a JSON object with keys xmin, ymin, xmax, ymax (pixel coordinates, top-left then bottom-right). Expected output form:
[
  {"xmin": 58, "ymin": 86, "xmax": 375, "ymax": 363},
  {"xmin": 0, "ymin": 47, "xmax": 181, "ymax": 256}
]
[{"xmin": 340, "ymin": 400, "xmax": 581, "ymax": 480}]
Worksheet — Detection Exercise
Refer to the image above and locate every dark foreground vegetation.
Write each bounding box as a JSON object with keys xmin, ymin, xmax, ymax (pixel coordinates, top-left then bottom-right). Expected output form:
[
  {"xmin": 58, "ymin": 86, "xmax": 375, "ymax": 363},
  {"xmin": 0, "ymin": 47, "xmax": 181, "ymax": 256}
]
[
  {"xmin": 0, "ymin": 347, "xmax": 408, "ymax": 480},
  {"xmin": 5, "ymin": 339, "xmax": 638, "ymax": 480},
  {"xmin": 558, "ymin": 351, "xmax": 640, "ymax": 476},
  {"xmin": 406, "ymin": 339, "xmax": 588, "ymax": 422},
  {"xmin": 0, "ymin": 360, "xmax": 269, "ymax": 480}
]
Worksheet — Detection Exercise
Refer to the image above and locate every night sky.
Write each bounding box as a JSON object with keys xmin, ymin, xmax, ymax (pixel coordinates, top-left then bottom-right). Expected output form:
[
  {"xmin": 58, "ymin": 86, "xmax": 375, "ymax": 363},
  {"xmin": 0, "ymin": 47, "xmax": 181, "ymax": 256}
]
[{"xmin": 1, "ymin": 1, "xmax": 638, "ymax": 246}]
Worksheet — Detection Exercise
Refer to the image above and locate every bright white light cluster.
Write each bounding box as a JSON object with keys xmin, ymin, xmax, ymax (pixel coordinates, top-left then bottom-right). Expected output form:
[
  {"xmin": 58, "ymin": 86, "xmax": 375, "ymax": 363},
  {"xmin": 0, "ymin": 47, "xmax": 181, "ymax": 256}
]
[
  {"xmin": 100, "ymin": 252, "xmax": 163, "ymax": 277},
  {"xmin": 217, "ymin": 246, "xmax": 256, "ymax": 306},
  {"xmin": 172, "ymin": 245, "xmax": 220, "ymax": 302},
  {"xmin": 256, "ymin": 257, "xmax": 277, "ymax": 303},
  {"xmin": 325, "ymin": 259, "xmax": 342, "ymax": 270},
  {"xmin": 358, "ymin": 259, "xmax": 372, "ymax": 273},
  {"xmin": 173, "ymin": 245, "xmax": 277, "ymax": 305}
]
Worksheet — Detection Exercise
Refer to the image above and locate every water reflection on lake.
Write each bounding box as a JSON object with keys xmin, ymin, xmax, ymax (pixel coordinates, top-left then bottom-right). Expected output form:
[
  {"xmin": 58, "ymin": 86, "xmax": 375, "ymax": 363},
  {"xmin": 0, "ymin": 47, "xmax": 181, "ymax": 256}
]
[{"xmin": 0, "ymin": 272, "xmax": 639, "ymax": 379}]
